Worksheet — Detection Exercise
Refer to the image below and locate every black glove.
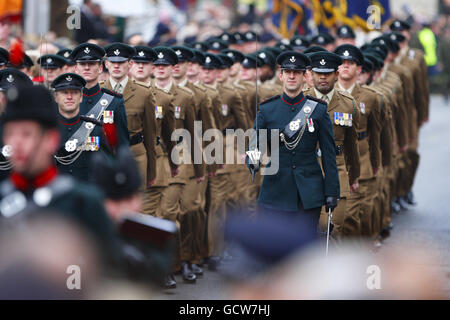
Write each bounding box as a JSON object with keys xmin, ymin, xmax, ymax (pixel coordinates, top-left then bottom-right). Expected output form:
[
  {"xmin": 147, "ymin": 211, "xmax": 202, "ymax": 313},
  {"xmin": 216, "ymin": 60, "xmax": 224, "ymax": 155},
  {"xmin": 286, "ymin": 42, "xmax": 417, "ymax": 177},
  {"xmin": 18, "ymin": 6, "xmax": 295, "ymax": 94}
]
[{"xmin": 325, "ymin": 196, "xmax": 338, "ymax": 212}]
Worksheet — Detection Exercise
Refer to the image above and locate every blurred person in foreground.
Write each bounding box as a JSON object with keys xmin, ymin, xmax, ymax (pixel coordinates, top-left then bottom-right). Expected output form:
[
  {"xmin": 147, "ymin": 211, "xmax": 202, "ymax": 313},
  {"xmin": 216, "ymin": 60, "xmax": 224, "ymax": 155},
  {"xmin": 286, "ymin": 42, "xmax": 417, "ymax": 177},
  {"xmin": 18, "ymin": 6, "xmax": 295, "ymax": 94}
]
[
  {"xmin": 91, "ymin": 146, "xmax": 177, "ymax": 288},
  {"xmin": 0, "ymin": 84, "xmax": 119, "ymax": 264}
]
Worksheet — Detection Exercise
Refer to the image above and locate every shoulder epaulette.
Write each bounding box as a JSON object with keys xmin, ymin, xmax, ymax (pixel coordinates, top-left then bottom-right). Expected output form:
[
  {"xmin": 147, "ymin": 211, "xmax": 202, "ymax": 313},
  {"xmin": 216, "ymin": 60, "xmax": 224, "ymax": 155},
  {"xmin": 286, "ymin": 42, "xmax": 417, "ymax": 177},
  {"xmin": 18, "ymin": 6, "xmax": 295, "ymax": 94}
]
[
  {"xmin": 233, "ymin": 82, "xmax": 246, "ymax": 90},
  {"xmin": 305, "ymin": 95, "xmax": 326, "ymax": 105},
  {"xmin": 337, "ymin": 90, "xmax": 354, "ymax": 101},
  {"xmin": 177, "ymin": 85, "xmax": 194, "ymax": 96},
  {"xmin": 133, "ymin": 80, "xmax": 151, "ymax": 88},
  {"xmin": 259, "ymin": 94, "xmax": 280, "ymax": 106},
  {"xmin": 193, "ymin": 82, "xmax": 207, "ymax": 92},
  {"xmin": 101, "ymin": 87, "xmax": 123, "ymax": 98}
]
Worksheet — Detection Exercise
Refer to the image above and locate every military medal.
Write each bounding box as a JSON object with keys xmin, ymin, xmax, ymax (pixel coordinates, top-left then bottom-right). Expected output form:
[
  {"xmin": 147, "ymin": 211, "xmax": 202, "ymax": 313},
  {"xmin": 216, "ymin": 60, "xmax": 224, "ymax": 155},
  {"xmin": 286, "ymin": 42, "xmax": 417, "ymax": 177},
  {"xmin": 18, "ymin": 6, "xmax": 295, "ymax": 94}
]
[
  {"xmin": 155, "ymin": 106, "xmax": 163, "ymax": 119},
  {"xmin": 65, "ymin": 139, "xmax": 78, "ymax": 152},
  {"xmin": 307, "ymin": 118, "xmax": 315, "ymax": 132},
  {"xmin": 304, "ymin": 106, "xmax": 311, "ymax": 114},
  {"xmin": 334, "ymin": 112, "xmax": 339, "ymax": 125},
  {"xmin": 175, "ymin": 106, "xmax": 181, "ymax": 119},
  {"xmin": 348, "ymin": 114, "xmax": 353, "ymax": 126},
  {"xmin": 103, "ymin": 110, "xmax": 114, "ymax": 123},
  {"xmin": 91, "ymin": 136, "xmax": 100, "ymax": 151},
  {"xmin": 222, "ymin": 104, "xmax": 228, "ymax": 116},
  {"xmin": 344, "ymin": 113, "xmax": 349, "ymax": 126},
  {"xmin": 1, "ymin": 145, "xmax": 12, "ymax": 157},
  {"xmin": 360, "ymin": 102, "xmax": 366, "ymax": 114},
  {"xmin": 339, "ymin": 113, "xmax": 345, "ymax": 126},
  {"xmin": 100, "ymin": 99, "xmax": 108, "ymax": 107},
  {"xmin": 289, "ymin": 119, "xmax": 301, "ymax": 132}
]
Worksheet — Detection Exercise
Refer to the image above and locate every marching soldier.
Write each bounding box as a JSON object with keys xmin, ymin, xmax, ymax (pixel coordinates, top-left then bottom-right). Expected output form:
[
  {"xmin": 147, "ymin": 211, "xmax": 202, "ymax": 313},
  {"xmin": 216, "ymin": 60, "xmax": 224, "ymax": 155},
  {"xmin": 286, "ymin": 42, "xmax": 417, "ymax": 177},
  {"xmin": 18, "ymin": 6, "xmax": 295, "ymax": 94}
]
[
  {"xmin": 9, "ymin": 53, "xmax": 34, "ymax": 78},
  {"xmin": 71, "ymin": 43, "xmax": 130, "ymax": 148},
  {"xmin": 129, "ymin": 45, "xmax": 156, "ymax": 85},
  {"xmin": 100, "ymin": 42, "xmax": 157, "ymax": 189},
  {"xmin": 335, "ymin": 25, "xmax": 356, "ymax": 46},
  {"xmin": 37, "ymin": 54, "xmax": 66, "ymax": 87},
  {"xmin": 52, "ymin": 73, "xmax": 116, "ymax": 182},
  {"xmin": 248, "ymin": 50, "xmax": 339, "ymax": 234},
  {"xmin": 57, "ymin": 49, "xmax": 77, "ymax": 73},
  {"xmin": 333, "ymin": 44, "xmax": 382, "ymax": 239},
  {"xmin": 303, "ymin": 51, "xmax": 361, "ymax": 239}
]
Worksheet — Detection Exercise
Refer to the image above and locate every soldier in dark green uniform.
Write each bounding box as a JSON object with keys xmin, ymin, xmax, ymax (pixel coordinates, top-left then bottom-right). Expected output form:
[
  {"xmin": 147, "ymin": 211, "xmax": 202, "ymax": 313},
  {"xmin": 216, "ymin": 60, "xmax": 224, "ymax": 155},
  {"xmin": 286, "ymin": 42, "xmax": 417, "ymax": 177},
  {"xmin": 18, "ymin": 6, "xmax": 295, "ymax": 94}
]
[
  {"xmin": 36, "ymin": 54, "xmax": 66, "ymax": 87},
  {"xmin": 51, "ymin": 73, "xmax": 116, "ymax": 182},
  {"xmin": 247, "ymin": 51, "xmax": 340, "ymax": 234},
  {"xmin": 70, "ymin": 43, "xmax": 129, "ymax": 147},
  {"xmin": 0, "ymin": 68, "xmax": 34, "ymax": 182}
]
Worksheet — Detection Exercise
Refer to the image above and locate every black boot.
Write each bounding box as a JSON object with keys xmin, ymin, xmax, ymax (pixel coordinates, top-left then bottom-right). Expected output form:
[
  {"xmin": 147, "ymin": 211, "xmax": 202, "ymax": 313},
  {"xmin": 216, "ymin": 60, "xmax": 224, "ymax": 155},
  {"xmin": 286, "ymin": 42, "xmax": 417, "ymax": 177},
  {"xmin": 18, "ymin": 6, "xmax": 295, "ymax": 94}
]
[
  {"xmin": 406, "ymin": 191, "xmax": 417, "ymax": 206},
  {"xmin": 208, "ymin": 256, "xmax": 221, "ymax": 271},
  {"xmin": 391, "ymin": 200, "xmax": 401, "ymax": 214},
  {"xmin": 190, "ymin": 263, "xmax": 203, "ymax": 276},
  {"xmin": 397, "ymin": 197, "xmax": 409, "ymax": 210},
  {"xmin": 164, "ymin": 274, "xmax": 176, "ymax": 289},
  {"xmin": 181, "ymin": 261, "xmax": 196, "ymax": 283},
  {"xmin": 380, "ymin": 227, "xmax": 390, "ymax": 240}
]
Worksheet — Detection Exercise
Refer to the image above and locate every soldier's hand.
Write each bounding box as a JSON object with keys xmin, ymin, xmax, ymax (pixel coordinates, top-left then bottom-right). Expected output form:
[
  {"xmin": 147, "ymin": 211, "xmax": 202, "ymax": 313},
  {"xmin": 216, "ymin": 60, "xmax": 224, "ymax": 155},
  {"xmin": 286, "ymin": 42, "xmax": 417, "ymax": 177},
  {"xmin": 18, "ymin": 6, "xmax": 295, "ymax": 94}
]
[
  {"xmin": 171, "ymin": 168, "xmax": 179, "ymax": 177},
  {"xmin": 350, "ymin": 181, "xmax": 359, "ymax": 193},
  {"xmin": 147, "ymin": 179, "xmax": 155, "ymax": 187},
  {"xmin": 399, "ymin": 145, "xmax": 408, "ymax": 153},
  {"xmin": 325, "ymin": 197, "xmax": 338, "ymax": 212},
  {"xmin": 196, "ymin": 176, "xmax": 205, "ymax": 183}
]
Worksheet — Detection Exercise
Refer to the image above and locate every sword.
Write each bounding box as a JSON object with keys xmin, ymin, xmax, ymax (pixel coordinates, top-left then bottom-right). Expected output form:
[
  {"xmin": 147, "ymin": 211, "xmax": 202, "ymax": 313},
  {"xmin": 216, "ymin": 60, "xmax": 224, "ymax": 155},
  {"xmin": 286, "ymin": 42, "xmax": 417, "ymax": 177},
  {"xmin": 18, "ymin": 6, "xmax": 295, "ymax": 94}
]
[{"xmin": 326, "ymin": 207, "xmax": 332, "ymax": 256}]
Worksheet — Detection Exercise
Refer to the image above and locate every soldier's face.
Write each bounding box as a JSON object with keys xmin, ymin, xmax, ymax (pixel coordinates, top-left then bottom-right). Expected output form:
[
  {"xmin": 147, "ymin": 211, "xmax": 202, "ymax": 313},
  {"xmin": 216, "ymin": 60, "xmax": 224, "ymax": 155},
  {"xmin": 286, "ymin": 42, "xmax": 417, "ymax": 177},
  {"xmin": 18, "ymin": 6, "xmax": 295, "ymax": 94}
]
[
  {"xmin": 280, "ymin": 69, "xmax": 304, "ymax": 93},
  {"xmin": 55, "ymin": 89, "xmax": 82, "ymax": 115},
  {"xmin": 217, "ymin": 68, "xmax": 229, "ymax": 82},
  {"xmin": 43, "ymin": 67, "xmax": 60, "ymax": 83},
  {"xmin": 153, "ymin": 64, "xmax": 172, "ymax": 81},
  {"xmin": 338, "ymin": 60, "xmax": 361, "ymax": 81},
  {"xmin": 335, "ymin": 38, "xmax": 356, "ymax": 46},
  {"xmin": 357, "ymin": 71, "xmax": 371, "ymax": 85},
  {"xmin": 0, "ymin": 65, "xmax": 6, "ymax": 70},
  {"xmin": 304, "ymin": 69, "xmax": 314, "ymax": 88},
  {"xmin": 201, "ymin": 68, "xmax": 217, "ymax": 84},
  {"xmin": 187, "ymin": 62, "xmax": 199, "ymax": 77},
  {"xmin": 3, "ymin": 121, "xmax": 60, "ymax": 176},
  {"xmin": 75, "ymin": 62, "xmax": 102, "ymax": 83},
  {"xmin": 172, "ymin": 61, "xmax": 189, "ymax": 79},
  {"xmin": 229, "ymin": 62, "xmax": 241, "ymax": 77},
  {"xmin": 130, "ymin": 61, "xmax": 152, "ymax": 81},
  {"xmin": 240, "ymin": 67, "xmax": 256, "ymax": 81},
  {"xmin": 63, "ymin": 64, "xmax": 77, "ymax": 74},
  {"xmin": 312, "ymin": 71, "xmax": 338, "ymax": 94},
  {"xmin": 105, "ymin": 60, "xmax": 130, "ymax": 81}
]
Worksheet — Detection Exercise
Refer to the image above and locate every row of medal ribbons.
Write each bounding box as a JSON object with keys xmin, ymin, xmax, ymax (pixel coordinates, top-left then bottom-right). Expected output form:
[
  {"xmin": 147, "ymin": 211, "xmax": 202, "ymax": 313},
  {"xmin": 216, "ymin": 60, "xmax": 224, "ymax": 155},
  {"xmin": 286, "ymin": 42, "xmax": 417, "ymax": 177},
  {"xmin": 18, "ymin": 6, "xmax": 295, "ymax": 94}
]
[{"xmin": 334, "ymin": 112, "xmax": 353, "ymax": 127}]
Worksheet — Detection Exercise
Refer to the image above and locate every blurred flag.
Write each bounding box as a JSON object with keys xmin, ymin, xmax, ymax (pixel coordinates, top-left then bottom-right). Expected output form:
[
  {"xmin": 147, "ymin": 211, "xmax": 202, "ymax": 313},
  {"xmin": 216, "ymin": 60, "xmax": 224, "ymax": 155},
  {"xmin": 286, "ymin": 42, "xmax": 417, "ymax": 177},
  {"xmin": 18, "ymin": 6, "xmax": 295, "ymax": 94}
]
[
  {"xmin": 0, "ymin": 0, "xmax": 22, "ymax": 23},
  {"xmin": 308, "ymin": 0, "xmax": 391, "ymax": 32},
  {"xmin": 269, "ymin": 0, "xmax": 306, "ymax": 38}
]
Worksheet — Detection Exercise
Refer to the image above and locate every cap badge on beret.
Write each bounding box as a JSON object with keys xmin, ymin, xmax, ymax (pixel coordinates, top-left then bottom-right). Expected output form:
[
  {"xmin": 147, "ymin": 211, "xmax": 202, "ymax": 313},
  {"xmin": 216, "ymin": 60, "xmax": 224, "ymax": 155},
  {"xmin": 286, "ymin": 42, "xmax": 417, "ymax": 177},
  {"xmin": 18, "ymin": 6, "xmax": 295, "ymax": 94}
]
[
  {"xmin": 290, "ymin": 56, "xmax": 296, "ymax": 63},
  {"xmin": 342, "ymin": 28, "xmax": 348, "ymax": 34},
  {"xmin": 6, "ymin": 74, "xmax": 14, "ymax": 83},
  {"xmin": 243, "ymin": 58, "xmax": 248, "ymax": 64},
  {"xmin": 2, "ymin": 145, "xmax": 12, "ymax": 157},
  {"xmin": 47, "ymin": 58, "xmax": 53, "ymax": 64},
  {"xmin": 84, "ymin": 47, "xmax": 90, "ymax": 54},
  {"xmin": 64, "ymin": 52, "xmax": 70, "ymax": 58},
  {"xmin": 259, "ymin": 52, "xmax": 266, "ymax": 59},
  {"xmin": 175, "ymin": 50, "xmax": 181, "ymax": 56},
  {"xmin": 295, "ymin": 39, "xmax": 302, "ymax": 45},
  {"xmin": 227, "ymin": 52, "xmax": 233, "ymax": 58},
  {"xmin": 138, "ymin": 51, "xmax": 145, "ymax": 57},
  {"xmin": 320, "ymin": 59, "xmax": 326, "ymax": 65},
  {"xmin": 246, "ymin": 33, "xmax": 253, "ymax": 40},
  {"xmin": 343, "ymin": 50, "xmax": 350, "ymax": 57},
  {"xmin": 66, "ymin": 75, "xmax": 72, "ymax": 82},
  {"xmin": 222, "ymin": 34, "xmax": 229, "ymax": 41},
  {"xmin": 205, "ymin": 56, "xmax": 211, "ymax": 63},
  {"xmin": 390, "ymin": 34, "xmax": 396, "ymax": 41},
  {"xmin": 281, "ymin": 39, "xmax": 290, "ymax": 45},
  {"xmin": 114, "ymin": 49, "xmax": 120, "ymax": 56},
  {"xmin": 195, "ymin": 44, "xmax": 201, "ymax": 49},
  {"xmin": 318, "ymin": 37, "xmax": 324, "ymax": 43},
  {"xmin": 235, "ymin": 34, "xmax": 241, "ymax": 40},
  {"xmin": 212, "ymin": 42, "xmax": 220, "ymax": 49},
  {"xmin": 158, "ymin": 52, "xmax": 164, "ymax": 59},
  {"xmin": 395, "ymin": 21, "xmax": 401, "ymax": 27},
  {"xmin": 379, "ymin": 39, "xmax": 385, "ymax": 45}
]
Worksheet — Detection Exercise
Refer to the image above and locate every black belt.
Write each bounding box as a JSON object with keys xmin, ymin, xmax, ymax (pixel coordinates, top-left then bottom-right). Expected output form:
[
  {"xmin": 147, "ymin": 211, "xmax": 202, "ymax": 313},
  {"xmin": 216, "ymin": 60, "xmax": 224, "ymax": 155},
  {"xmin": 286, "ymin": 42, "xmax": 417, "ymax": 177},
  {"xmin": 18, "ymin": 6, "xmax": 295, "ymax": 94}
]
[
  {"xmin": 317, "ymin": 145, "xmax": 343, "ymax": 157},
  {"xmin": 130, "ymin": 132, "xmax": 144, "ymax": 146},
  {"xmin": 358, "ymin": 131, "xmax": 368, "ymax": 140}
]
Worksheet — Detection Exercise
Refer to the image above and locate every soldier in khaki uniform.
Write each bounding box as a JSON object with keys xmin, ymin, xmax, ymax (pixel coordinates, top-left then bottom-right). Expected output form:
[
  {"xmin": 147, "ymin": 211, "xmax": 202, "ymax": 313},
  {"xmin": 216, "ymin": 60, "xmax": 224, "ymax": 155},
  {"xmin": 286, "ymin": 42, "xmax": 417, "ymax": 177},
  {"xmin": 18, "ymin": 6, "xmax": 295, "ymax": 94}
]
[
  {"xmin": 333, "ymin": 45, "xmax": 381, "ymax": 240},
  {"xmin": 129, "ymin": 45, "xmax": 156, "ymax": 86},
  {"xmin": 152, "ymin": 46, "xmax": 204, "ymax": 283},
  {"xmin": 101, "ymin": 43, "xmax": 157, "ymax": 188},
  {"xmin": 304, "ymin": 51, "xmax": 360, "ymax": 239},
  {"xmin": 256, "ymin": 49, "xmax": 283, "ymax": 96},
  {"xmin": 172, "ymin": 46, "xmax": 216, "ymax": 275}
]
